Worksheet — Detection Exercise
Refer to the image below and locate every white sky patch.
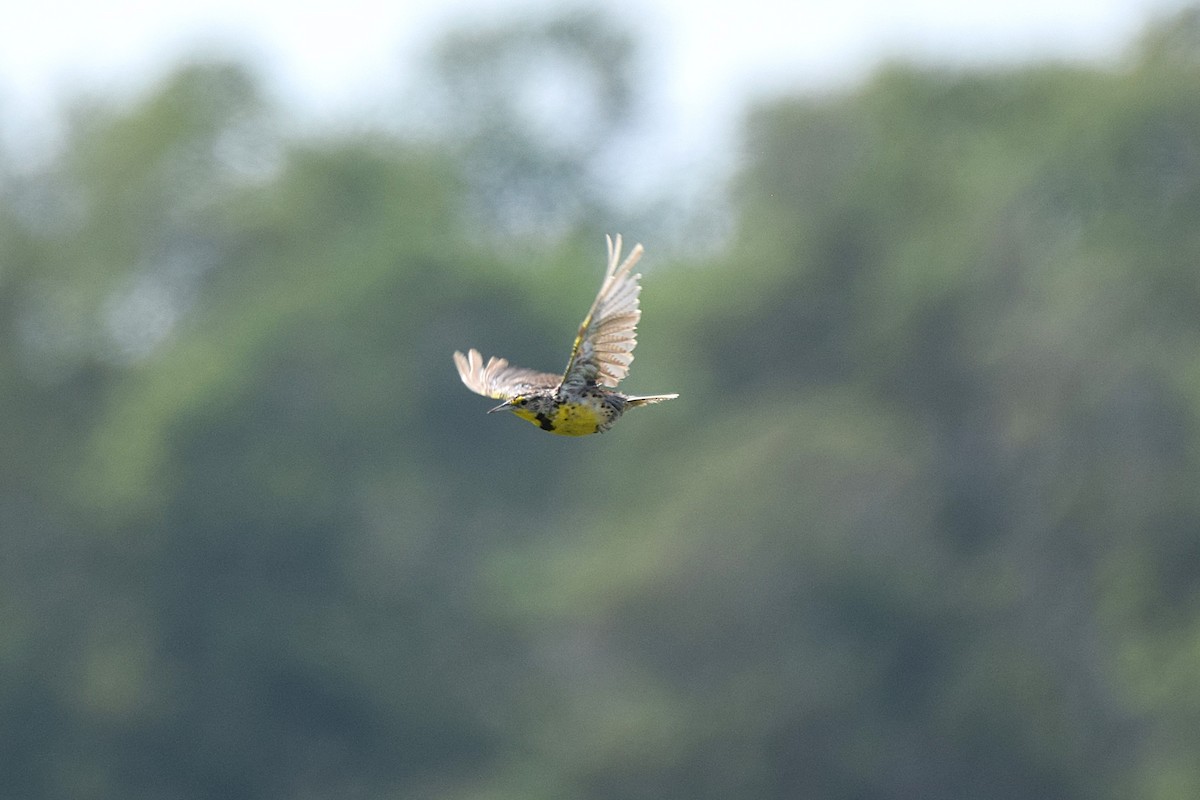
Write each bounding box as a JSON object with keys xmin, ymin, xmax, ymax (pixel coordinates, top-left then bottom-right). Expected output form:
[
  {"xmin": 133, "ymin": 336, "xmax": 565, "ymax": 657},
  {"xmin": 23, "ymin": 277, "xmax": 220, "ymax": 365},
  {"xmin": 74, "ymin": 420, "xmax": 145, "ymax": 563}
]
[
  {"xmin": 0, "ymin": 0, "xmax": 1189, "ymax": 169},
  {"xmin": 103, "ymin": 274, "xmax": 181, "ymax": 364},
  {"xmin": 2, "ymin": 1, "xmax": 1186, "ymax": 109}
]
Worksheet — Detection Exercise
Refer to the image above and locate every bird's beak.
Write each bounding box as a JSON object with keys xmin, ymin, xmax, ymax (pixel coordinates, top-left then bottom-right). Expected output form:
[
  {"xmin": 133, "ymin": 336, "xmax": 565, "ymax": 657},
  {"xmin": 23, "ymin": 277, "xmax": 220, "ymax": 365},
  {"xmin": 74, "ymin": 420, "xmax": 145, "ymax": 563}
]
[{"xmin": 487, "ymin": 399, "xmax": 513, "ymax": 414}]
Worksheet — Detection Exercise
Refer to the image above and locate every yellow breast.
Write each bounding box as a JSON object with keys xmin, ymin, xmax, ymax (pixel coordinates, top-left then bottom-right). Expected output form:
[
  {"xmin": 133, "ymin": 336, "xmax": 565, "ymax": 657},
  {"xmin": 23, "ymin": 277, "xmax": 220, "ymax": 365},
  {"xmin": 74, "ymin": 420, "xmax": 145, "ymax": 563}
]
[
  {"xmin": 549, "ymin": 401, "xmax": 607, "ymax": 436},
  {"xmin": 512, "ymin": 400, "xmax": 608, "ymax": 436}
]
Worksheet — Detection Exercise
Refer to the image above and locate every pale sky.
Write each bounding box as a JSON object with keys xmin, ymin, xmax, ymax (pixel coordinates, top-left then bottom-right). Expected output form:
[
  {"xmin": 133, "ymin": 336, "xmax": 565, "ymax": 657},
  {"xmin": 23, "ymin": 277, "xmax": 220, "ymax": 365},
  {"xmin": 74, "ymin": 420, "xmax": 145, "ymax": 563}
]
[{"xmin": 0, "ymin": 0, "xmax": 1189, "ymax": 163}]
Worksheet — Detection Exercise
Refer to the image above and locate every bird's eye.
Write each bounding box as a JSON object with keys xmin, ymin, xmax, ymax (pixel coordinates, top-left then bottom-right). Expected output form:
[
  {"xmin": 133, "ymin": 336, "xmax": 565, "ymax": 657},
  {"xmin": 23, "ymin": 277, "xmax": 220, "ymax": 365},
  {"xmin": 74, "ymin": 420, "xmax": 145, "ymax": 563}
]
[{"xmin": 514, "ymin": 396, "xmax": 525, "ymax": 406}]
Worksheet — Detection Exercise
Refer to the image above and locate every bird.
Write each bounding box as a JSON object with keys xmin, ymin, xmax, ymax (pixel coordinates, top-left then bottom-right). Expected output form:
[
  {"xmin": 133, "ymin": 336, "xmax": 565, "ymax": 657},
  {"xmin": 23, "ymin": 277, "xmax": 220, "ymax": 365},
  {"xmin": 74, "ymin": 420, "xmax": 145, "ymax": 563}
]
[{"xmin": 454, "ymin": 234, "xmax": 678, "ymax": 436}]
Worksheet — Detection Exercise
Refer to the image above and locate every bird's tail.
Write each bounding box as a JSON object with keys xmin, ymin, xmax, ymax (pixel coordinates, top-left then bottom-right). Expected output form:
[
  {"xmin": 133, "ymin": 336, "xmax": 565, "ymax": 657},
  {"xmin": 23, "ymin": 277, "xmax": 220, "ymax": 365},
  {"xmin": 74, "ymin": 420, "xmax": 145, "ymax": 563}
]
[{"xmin": 626, "ymin": 393, "xmax": 679, "ymax": 407}]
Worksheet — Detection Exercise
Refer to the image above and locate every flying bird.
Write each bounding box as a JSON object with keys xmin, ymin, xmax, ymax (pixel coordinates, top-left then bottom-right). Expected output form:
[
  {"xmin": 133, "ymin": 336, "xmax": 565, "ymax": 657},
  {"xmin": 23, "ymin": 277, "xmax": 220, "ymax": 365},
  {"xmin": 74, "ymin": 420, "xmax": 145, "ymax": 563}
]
[{"xmin": 454, "ymin": 234, "xmax": 678, "ymax": 435}]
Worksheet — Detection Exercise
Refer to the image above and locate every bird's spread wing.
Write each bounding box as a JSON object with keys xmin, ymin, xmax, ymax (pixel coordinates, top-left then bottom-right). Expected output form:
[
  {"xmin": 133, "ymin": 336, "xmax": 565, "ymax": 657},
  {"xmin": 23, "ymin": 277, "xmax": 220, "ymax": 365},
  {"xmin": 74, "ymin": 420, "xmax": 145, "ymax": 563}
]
[
  {"xmin": 560, "ymin": 234, "xmax": 644, "ymax": 390},
  {"xmin": 453, "ymin": 348, "xmax": 560, "ymax": 399}
]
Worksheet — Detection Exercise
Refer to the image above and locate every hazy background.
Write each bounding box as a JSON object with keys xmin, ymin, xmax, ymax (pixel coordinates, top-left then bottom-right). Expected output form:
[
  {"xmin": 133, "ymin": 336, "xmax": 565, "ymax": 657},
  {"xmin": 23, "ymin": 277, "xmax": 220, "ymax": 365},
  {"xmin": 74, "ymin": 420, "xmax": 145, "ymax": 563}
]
[{"xmin": 3, "ymin": 2, "xmax": 1200, "ymax": 798}]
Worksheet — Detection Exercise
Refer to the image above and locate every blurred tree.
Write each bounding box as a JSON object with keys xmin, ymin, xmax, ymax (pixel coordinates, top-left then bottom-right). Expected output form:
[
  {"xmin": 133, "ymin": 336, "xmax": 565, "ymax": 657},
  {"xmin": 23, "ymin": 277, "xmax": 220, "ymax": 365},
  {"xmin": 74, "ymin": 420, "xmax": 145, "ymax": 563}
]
[
  {"xmin": 0, "ymin": 59, "xmax": 543, "ymax": 798},
  {"xmin": 419, "ymin": 9, "xmax": 643, "ymax": 239}
]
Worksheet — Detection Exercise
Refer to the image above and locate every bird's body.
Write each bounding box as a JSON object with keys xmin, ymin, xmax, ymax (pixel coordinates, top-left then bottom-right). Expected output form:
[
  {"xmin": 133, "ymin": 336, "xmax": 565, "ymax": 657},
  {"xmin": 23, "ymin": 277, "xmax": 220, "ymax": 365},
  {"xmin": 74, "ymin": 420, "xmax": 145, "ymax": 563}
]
[
  {"xmin": 506, "ymin": 386, "xmax": 623, "ymax": 436},
  {"xmin": 454, "ymin": 235, "xmax": 678, "ymax": 436}
]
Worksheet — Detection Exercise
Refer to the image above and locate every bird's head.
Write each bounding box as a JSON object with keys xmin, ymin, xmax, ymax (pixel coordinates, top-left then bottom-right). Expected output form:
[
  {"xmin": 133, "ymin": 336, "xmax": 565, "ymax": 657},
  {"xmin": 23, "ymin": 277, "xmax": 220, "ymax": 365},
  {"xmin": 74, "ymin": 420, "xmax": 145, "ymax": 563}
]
[{"xmin": 488, "ymin": 393, "xmax": 554, "ymax": 425}]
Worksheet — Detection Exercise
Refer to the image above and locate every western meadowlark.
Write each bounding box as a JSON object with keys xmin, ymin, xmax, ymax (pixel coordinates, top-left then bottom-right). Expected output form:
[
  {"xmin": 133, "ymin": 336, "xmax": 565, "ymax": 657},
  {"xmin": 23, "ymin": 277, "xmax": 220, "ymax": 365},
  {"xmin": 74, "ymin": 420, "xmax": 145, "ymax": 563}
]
[{"xmin": 454, "ymin": 234, "xmax": 678, "ymax": 436}]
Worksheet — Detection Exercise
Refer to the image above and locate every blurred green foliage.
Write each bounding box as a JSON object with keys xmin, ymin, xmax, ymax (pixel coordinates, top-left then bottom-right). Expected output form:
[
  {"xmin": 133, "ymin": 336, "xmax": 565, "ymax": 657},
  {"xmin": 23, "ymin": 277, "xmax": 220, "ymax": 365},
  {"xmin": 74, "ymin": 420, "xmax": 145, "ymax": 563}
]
[{"xmin": 3, "ymin": 7, "xmax": 1200, "ymax": 799}]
